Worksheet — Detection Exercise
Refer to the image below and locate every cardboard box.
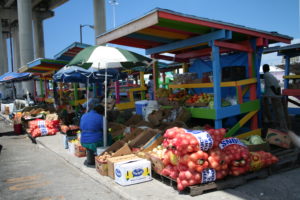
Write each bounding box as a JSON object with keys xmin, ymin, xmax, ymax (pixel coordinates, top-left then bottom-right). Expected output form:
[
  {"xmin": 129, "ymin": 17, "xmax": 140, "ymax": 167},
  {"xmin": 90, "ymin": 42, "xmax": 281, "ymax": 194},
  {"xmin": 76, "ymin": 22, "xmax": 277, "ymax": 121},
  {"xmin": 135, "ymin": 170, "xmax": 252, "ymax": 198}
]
[
  {"xmin": 95, "ymin": 157, "xmax": 108, "ymax": 176},
  {"xmin": 266, "ymin": 129, "xmax": 293, "ymax": 149},
  {"xmin": 128, "ymin": 128, "xmax": 162, "ymax": 150},
  {"xmin": 148, "ymin": 154, "xmax": 164, "ymax": 174},
  {"xmin": 122, "ymin": 127, "xmax": 144, "ymax": 143},
  {"xmin": 95, "ymin": 141, "xmax": 132, "ymax": 177},
  {"xmin": 107, "ymin": 154, "xmax": 140, "ymax": 179},
  {"xmin": 101, "ymin": 140, "xmax": 132, "ymax": 157},
  {"xmin": 114, "ymin": 159, "xmax": 152, "ymax": 186},
  {"xmin": 141, "ymin": 133, "xmax": 163, "ymax": 152}
]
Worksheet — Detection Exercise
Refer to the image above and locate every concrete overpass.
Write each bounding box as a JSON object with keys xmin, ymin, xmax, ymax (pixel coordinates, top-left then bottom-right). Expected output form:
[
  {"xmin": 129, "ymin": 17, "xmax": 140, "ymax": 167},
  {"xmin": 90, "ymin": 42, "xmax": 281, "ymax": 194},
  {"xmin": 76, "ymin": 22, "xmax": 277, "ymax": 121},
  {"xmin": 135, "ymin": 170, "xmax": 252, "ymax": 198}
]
[
  {"xmin": 0, "ymin": 0, "xmax": 106, "ymax": 97},
  {"xmin": 0, "ymin": 0, "xmax": 106, "ymax": 74}
]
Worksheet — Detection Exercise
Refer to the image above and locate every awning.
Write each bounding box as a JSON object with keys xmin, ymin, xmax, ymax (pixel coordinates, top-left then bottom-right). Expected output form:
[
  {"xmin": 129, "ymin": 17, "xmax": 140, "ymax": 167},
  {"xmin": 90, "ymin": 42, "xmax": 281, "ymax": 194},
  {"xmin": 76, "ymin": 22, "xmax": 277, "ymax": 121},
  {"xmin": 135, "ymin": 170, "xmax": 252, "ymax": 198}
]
[
  {"xmin": 54, "ymin": 42, "xmax": 91, "ymax": 61},
  {"xmin": 96, "ymin": 8, "xmax": 292, "ymax": 61},
  {"xmin": 0, "ymin": 72, "xmax": 32, "ymax": 83},
  {"xmin": 18, "ymin": 58, "xmax": 68, "ymax": 74}
]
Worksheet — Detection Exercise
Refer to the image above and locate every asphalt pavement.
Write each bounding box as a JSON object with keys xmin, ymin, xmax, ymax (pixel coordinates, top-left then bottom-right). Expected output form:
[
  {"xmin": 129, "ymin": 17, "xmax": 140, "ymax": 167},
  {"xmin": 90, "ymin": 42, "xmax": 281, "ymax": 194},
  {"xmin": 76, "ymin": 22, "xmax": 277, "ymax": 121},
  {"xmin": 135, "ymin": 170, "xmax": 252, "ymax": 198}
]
[{"xmin": 1, "ymin": 114, "xmax": 300, "ymax": 200}]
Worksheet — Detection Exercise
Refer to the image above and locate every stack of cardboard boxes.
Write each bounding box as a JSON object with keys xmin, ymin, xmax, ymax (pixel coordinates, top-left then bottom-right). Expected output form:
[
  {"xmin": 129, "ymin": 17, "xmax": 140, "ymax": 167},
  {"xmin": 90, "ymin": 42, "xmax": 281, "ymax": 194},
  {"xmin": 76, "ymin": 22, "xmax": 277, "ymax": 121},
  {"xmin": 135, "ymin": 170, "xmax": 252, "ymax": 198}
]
[{"xmin": 95, "ymin": 128, "xmax": 163, "ymax": 186}]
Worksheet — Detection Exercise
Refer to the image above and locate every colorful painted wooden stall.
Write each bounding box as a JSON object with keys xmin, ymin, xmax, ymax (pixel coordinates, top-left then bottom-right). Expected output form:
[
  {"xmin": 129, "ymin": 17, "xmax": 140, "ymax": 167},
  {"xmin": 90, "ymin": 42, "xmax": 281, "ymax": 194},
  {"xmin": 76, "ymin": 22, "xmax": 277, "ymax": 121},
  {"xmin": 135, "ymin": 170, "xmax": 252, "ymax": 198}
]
[
  {"xmin": 19, "ymin": 58, "xmax": 68, "ymax": 103},
  {"xmin": 18, "ymin": 42, "xmax": 90, "ymax": 105},
  {"xmin": 264, "ymin": 43, "xmax": 300, "ymax": 115},
  {"xmin": 96, "ymin": 8, "xmax": 292, "ymax": 137}
]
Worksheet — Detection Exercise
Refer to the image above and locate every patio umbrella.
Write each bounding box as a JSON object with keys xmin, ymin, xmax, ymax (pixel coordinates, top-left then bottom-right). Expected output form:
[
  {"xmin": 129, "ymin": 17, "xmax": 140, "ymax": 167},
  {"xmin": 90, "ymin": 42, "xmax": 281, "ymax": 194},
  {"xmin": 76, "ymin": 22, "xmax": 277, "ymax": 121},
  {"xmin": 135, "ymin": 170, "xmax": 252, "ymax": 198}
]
[
  {"xmin": 53, "ymin": 65, "xmax": 92, "ymax": 83},
  {"xmin": 68, "ymin": 45, "xmax": 152, "ymax": 69},
  {"xmin": 0, "ymin": 72, "xmax": 32, "ymax": 99},
  {"xmin": 68, "ymin": 45, "xmax": 152, "ymax": 148}
]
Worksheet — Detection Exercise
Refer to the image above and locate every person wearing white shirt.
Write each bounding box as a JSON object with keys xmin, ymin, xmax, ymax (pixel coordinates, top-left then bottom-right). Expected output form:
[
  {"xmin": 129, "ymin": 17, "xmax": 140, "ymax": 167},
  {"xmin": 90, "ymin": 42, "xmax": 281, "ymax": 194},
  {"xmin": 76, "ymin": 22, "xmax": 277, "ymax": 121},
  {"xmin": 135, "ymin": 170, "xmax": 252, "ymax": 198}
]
[{"xmin": 263, "ymin": 64, "xmax": 281, "ymax": 96}]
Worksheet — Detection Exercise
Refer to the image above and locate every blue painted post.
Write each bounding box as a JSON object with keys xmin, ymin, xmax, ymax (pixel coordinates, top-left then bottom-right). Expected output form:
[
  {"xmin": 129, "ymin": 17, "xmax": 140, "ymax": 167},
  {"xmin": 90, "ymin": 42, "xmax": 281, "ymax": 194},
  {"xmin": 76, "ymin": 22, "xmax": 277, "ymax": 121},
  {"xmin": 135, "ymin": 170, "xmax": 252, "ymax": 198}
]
[
  {"xmin": 93, "ymin": 83, "xmax": 97, "ymax": 97},
  {"xmin": 211, "ymin": 41, "xmax": 222, "ymax": 129},
  {"xmin": 284, "ymin": 56, "xmax": 290, "ymax": 89}
]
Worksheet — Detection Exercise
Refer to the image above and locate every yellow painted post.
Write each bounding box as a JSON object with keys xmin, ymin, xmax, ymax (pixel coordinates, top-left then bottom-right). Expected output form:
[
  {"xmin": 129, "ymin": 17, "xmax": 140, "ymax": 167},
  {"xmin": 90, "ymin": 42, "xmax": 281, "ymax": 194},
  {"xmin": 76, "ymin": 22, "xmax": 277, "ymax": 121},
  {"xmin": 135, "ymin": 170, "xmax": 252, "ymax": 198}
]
[
  {"xmin": 140, "ymin": 71, "xmax": 146, "ymax": 100},
  {"xmin": 183, "ymin": 63, "xmax": 188, "ymax": 73}
]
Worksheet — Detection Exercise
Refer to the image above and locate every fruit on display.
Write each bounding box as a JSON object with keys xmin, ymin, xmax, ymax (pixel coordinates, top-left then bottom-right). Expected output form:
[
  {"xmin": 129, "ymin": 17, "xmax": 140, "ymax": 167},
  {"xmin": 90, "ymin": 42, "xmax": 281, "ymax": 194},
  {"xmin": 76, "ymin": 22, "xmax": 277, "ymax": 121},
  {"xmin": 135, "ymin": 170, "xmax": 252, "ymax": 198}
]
[
  {"xmin": 159, "ymin": 127, "xmax": 279, "ymax": 192},
  {"xmin": 168, "ymin": 90, "xmax": 186, "ymax": 101},
  {"xmin": 179, "ymin": 150, "xmax": 209, "ymax": 172},
  {"xmin": 185, "ymin": 93, "xmax": 214, "ymax": 105},
  {"xmin": 148, "ymin": 145, "xmax": 166, "ymax": 160},
  {"xmin": 208, "ymin": 148, "xmax": 229, "ymax": 171},
  {"xmin": 250, "ymin": 151, "xmax": 278, "ymax": 171},
  {"xmin": 220, "ymin": 137, "xmax": 251, "ymax": 176},
  {"xmin": 206, "ymin": 128, "xmax": 226, "ymax": 148},
  {"xmin": 96, "ymin": 152, "xmax": 113, "ymax": 163}
]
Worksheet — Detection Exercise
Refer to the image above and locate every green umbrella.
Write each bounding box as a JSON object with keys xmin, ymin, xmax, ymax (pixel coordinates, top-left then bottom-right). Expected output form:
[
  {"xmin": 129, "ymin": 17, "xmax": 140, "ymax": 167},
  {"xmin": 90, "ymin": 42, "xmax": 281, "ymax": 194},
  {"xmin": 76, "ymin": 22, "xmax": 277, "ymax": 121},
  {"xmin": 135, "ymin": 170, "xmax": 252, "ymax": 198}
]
[{"xmin": 68, "ymin": 45, "xmax": 152, "ymax": 69}]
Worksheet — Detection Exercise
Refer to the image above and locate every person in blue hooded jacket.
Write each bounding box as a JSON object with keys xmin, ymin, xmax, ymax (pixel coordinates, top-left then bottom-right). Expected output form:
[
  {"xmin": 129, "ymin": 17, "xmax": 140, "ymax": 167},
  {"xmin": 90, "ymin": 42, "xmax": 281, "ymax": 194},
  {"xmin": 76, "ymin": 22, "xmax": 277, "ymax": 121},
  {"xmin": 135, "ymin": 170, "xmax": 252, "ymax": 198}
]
[{"xmin": 80, "ymin": 104, "xmax": 104, "ymax": 165}]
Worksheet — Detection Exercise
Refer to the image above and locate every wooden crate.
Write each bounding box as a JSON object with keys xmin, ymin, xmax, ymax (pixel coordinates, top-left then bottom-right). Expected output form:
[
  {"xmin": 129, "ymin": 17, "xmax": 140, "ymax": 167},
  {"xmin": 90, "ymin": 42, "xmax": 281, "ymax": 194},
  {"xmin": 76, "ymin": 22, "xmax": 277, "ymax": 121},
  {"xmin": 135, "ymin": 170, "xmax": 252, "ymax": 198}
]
[
  {"xmin": 153, "ymin": 168, "xmax": 269, "ymax": 196},
  {"xmin": 269, "ymin": 147, "xmax": 300, "ymax": 174}
]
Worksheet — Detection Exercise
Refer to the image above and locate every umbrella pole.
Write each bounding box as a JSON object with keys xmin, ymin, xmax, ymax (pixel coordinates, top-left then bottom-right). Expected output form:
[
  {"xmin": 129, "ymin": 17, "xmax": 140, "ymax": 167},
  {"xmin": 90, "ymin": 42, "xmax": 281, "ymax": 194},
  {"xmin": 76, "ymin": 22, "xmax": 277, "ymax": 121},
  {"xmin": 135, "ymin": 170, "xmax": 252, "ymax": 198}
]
[
  {"xmin": 103, "ymin": 68, "xmax": 108, "ymax": 147},
  {"xmin": 86, "ymin": 79, "xmax": 89, "ymax": 113}
]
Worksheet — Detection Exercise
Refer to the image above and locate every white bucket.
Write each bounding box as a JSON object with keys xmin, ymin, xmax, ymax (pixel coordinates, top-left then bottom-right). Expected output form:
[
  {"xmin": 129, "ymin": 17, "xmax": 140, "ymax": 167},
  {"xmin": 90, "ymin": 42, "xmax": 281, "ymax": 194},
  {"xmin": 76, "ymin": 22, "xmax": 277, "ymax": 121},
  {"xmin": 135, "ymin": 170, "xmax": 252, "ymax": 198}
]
[
  {"xmin": 144, "ymin": 100, "xmax": 159, "ymax": 122},
  {"xmin": 96, "ymin": 147, "xmax": 107, "ymax": 156}
]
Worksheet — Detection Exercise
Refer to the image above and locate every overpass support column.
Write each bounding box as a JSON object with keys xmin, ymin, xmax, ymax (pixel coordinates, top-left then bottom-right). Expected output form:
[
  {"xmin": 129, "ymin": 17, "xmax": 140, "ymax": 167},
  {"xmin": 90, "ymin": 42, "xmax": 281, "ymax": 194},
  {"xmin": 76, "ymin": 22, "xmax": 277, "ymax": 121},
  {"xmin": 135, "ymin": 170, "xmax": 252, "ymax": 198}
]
[
  {"xmin": 33, "ymin": 15, "xmax": 45, "ymax": 59},
  {"xmin": 93, "ymin": 0, "xmax": 106, "ymax": 44},
  {"xmin": 0, "ymin": 25, "xmax": 8, "ymax": 74},
  {"xmin": 17, "ymin": 0, "xmax": 34, "ymax": 67},
  {"xmin": 12, "ymin": 26, "xmax": 20, "ymax": 71}
]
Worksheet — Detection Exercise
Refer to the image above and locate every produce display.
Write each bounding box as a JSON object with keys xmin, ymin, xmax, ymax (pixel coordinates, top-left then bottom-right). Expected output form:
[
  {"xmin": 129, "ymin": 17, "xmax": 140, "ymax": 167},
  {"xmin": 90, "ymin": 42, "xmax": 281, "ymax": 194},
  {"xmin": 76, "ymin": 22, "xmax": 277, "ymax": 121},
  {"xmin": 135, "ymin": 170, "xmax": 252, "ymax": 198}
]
[
  {"xmin": 96, "ymin": 152, "xmax": 113, "ymax": 163},
  {"xmin": 167, "ymin": 90, "xmax": 186, "ymax": 102},
  {"xmin": 158, "ymin": 127, "xmax": 278, "ymax": 191},
  {"xmin": 219, "ymin": 138, "xmax": 251, "ymax": 176},
  {"xmin": 173, "ymin": 73, "xmax": 198, "ymax": 84},
  {"xmin": 60, "ymin": 124, "xmax": 80, "ymax": 133},
  {"xmin": 28, "ymin": 119, "xmax": 60, "ymax": 138},
  {"xmin": 185, "ymin": 93, "xmax": 214, "ymax": 107},
  {"xmin": 240, "ymin": 135, "xmax": 265, "ymax": 145},
  {"xmin": 250, "ymin": 151, "xmax": 278, "ymax": 171}
]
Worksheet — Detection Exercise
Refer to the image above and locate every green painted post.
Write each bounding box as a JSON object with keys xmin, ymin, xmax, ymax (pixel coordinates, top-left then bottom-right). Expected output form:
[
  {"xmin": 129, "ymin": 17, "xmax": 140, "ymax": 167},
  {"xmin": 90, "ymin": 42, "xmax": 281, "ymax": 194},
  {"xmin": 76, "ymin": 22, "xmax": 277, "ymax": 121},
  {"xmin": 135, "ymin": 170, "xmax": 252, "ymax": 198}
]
[{"xmin": 40, "ymin": 79, "xmax": 44, "ymax": 97}]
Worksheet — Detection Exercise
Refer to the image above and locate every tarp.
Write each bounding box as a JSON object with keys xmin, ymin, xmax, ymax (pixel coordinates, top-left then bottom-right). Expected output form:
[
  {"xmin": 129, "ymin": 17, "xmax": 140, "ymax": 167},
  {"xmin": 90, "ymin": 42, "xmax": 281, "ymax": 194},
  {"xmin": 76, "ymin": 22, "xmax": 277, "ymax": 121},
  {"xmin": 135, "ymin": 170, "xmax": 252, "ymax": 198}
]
[
  {"xmin": 189, "ymin": 52, "xmax": 248, "ymax": 98},
  {"xmin": 0, "ymin": 72, "xmax": 32, "ymax": 83}
]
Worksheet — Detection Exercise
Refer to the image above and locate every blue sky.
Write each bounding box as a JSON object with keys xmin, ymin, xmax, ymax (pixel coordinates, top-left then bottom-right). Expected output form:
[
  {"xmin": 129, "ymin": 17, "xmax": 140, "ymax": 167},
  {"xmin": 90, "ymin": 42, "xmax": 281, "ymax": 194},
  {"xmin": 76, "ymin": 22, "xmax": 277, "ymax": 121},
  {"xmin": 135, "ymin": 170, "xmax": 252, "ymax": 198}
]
[{"xmin": 44, "ymin": 0, "xmax": 299, "ymax": 64}]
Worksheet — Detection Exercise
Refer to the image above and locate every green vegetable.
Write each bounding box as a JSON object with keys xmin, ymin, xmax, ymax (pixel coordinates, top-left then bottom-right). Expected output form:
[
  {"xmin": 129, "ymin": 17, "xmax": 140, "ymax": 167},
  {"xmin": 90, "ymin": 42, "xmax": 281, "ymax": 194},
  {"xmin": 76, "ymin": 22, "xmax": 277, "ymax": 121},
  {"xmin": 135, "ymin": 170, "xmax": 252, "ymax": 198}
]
[{"xmin": 249, "ymin": 135, "xmax": 265, "ymax": 145}]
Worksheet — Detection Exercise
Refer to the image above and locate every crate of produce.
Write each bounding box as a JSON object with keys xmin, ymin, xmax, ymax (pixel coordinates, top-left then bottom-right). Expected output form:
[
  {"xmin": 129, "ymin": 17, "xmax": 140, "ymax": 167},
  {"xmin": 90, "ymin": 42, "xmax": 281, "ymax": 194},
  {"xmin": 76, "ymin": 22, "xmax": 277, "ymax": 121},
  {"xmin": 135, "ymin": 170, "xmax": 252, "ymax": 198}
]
[
  {"xmin": 95, "ymin": 156, "xmax": 109, "ymax": 176},
  {"xmin": 75, "ymin": 144, "xmax": 86, "ymax": 157}
]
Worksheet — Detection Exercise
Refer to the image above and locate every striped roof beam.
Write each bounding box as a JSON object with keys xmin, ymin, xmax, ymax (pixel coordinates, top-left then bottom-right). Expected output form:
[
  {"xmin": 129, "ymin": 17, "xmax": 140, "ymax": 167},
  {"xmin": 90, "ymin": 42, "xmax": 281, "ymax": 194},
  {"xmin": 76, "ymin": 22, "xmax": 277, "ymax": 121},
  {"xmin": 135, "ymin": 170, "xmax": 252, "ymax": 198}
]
[
  {"xmin": 112, "ymin": 37, "xmax": 162, "ymax": 49},
  {"xmin": 176, "ymin": 46, "xmax": 233, "ymax": 59},
  {"xmin": 146, "ymin": 29, "xmax": 232, "ymax": 55},
  {"xmin": 158, "ymin": 10, "xmax": 291, "ymax": 44},
  {"xmin": 152, "ymin": 54, "xmax": 188, "ymax": 62},
  {"xmin": 214, "ymin": 41, "xmax": 253, "ymax": 52}
]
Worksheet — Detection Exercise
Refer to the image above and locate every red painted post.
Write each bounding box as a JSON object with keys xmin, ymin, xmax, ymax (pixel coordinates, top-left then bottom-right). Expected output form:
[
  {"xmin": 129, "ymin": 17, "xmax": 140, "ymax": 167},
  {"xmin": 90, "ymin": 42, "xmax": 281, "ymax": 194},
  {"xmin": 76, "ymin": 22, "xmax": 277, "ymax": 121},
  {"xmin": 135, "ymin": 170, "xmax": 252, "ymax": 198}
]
[
  {"xmin": 237, "ymin": 86, "xmax": 243, "ymax": 104},
  {"xmin": 115, "ymin": 81, "xmax": 120, "ymax": 104}
]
